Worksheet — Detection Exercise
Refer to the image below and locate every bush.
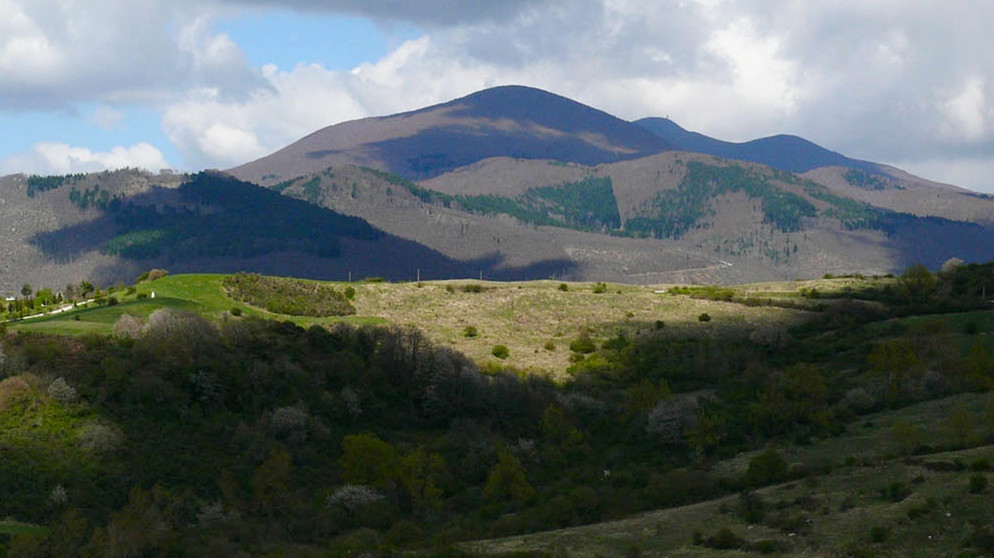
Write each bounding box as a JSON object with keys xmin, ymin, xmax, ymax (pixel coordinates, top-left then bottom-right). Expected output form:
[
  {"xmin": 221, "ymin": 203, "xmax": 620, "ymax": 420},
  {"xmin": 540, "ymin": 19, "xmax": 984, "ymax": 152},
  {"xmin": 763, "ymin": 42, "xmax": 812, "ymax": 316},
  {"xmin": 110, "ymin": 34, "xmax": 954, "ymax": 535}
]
[
  {"xmin": 462, "ymin": 284, "xmax": 485, "ymax": 293},
  {"xmin": 969, "ymin": 473, "xmax": 989, "ymax": 494},
  {"xmin": 463, "ymin": 326, "xmax": 479, "ymax": 338},
  {"xmin": 558, "ymin": 283, "xmax": 569, "ymax": 292},
  {"xmin": 592, "ymin": 282, "xmax": 608, "ymax": 294},
  {"xmin": 113, "ymin": 314, "xmax": 145, "ymax": 339},
  {"xmin": 879, "ymin": 481, "xmax": 911, "ymax": 502},
  {"xmin": 698, "ymin": 313, "xmax": 712, "ymax": 322},
  {"xmin": 869, "ymin": 525, "xmax": 889, "ymax": 543},
  {"xmin": 47, "ymin": 377, "xmax": 78, "ymax": 405},
  {"xmin": 742, "ymin": 447, "xmax": 788, "ymax": 487},
  {"xmin": 386, "ymin": 519, "xmax": 424, "ymax": 547},
  {"xmin": 223, "ymin": 272, "xmax": 355, "ymax": 317},
  {"xmin": 543, "ymin": 341, "xmax": 556, "ymax": 351},
  {"xmin": 138, "ymin": 268, "xmax": 168, "ymax": 282},
  {"xmin": 492, "ymin": 345, "xmax": 510, "ymax": 359},
  {"xmin": 230, "ymin": 307, "xmax": 242, "ymax": 316},
  {"xmin": 344, "ymin": 285, "xmax": 356, "ymax": 300},
  {"xmin": 569, "ymin": 332, "xmax": 597, "ymax": 354}
]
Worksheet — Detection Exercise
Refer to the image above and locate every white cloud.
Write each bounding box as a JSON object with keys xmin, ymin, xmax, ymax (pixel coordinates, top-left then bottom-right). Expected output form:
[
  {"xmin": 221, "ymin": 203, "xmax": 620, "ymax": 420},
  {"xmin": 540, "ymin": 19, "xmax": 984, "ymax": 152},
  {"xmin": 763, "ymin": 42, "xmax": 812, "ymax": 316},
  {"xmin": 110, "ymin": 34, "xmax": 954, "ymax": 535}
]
[
  {"xmin": 4, "ymin": 0, "xmax": 994, "ymax": 192},
  {"xmin": 89, "ymin": 107, "xmax": 124, "ymax": 130},
  {"xmin": 940, "ymin": 77, "xmax": 989, "ymax": 142},
  {"xmin": 161, "ymin": 65, "xmax": 369, "ymax": 169},
  {"xmin": 897, "ymin": 156, "xmax": 994, "ymax": 194},
  {"xmin": 0, "ymin": 142, "xmax": 170, "ymax": 175}
]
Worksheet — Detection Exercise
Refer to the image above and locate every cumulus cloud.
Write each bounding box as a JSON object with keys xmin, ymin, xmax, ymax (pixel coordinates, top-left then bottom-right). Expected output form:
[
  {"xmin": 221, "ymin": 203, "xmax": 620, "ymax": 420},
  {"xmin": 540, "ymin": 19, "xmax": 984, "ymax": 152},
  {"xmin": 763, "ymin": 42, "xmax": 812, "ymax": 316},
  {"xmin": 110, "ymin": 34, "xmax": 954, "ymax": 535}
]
[
  {"xmin": 0, "ymin": 0, "xmax": 261, "ymax": 109},
  {"xmin": 0, "ymin": 142, "xmax": 170, "ymax": 175},
  {"xmin": 225, "ymin": 0, "xmax": 562, "ymax": 26},
  {"xmin": 4, "ymin": 0, "xmax": 994, "ymax": 192}
]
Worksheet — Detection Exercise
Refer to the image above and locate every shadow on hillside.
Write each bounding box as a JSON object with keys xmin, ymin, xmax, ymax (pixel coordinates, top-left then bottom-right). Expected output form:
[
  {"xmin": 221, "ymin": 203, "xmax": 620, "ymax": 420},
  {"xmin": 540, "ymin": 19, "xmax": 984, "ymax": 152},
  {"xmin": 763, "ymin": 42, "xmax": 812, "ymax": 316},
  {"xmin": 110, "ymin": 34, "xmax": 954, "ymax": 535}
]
[
  {"xmin": 29, "ymin": 174, "xmax": 578, "ymax": 286},
  {"xmin": 882, "ymin": 214, "xmax": 994, "ymax": 270}
]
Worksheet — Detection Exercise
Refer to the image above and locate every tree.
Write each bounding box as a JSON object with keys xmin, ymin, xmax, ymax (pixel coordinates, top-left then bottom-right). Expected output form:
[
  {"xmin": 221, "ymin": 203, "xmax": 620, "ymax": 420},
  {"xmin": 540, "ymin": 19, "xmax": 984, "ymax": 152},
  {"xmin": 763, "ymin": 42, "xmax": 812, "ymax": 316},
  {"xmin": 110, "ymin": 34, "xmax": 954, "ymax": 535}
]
[
  {"xmin": 946, "ymin": 402, "xmax": 976, "ymax": 448},
  {"xmin": 20, "ymin": 283, "xmax": 31, "ymax": 298},
  {"xmin": 647, "ymin": 397, "xmax": 693, "ymax": 445},
  {"xmin": 623, "ymin": 378, "xmax": 671, "ymax": 417},
  {"xmin": 399, "ymin": 446, "xmax": 446, "ymax": 516},
  {"xmin": 484, "ymin": 450, "xmax": 533, "ymax": 503},
  {"xmin": 339, "ymin": 433, "xmax": 398, "ymax": 490},
  {"xmin": 251, "ymin": 449, "xmax": 292, "ymax": 517},
  {"xmin": 869, "ymin": 338, "xmax": 925, "ymax": 400},
  {"xmin": 899, "ymin": 264, "xmax": 937, "ymax": 304}
]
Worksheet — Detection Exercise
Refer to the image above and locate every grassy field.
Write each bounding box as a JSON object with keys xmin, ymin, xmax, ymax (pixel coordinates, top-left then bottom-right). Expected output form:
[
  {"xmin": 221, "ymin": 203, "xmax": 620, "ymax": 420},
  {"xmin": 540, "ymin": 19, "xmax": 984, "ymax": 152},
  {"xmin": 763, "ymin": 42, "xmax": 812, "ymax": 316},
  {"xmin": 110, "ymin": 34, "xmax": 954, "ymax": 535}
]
[{"xmin": 7, "ymin": 274, "xmax": 815, "ymax": 378}]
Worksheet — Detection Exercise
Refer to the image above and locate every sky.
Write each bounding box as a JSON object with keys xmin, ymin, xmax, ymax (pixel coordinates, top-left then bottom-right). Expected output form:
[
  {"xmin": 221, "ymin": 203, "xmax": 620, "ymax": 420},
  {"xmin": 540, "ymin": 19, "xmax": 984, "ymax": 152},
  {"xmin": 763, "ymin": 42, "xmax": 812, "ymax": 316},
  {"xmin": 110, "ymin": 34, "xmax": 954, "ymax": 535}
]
[{"xmin": 2, "ymin": 0, "xmax": 994, "ymax": 193}]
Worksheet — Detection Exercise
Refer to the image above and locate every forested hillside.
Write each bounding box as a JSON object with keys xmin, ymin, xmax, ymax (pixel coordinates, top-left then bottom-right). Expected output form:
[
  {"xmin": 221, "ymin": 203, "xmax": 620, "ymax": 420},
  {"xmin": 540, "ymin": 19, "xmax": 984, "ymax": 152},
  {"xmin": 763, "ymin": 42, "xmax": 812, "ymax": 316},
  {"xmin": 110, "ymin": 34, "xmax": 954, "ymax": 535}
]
[{"xmin": 1, "ymin": 263, "xmax": 994, "ymax": 556}]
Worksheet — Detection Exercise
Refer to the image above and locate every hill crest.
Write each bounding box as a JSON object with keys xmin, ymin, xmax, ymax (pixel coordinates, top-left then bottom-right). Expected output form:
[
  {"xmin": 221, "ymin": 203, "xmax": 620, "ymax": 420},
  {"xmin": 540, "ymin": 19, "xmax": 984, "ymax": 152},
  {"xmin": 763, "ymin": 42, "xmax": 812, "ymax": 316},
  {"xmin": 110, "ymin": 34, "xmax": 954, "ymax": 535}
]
[{"xmin": 229, "ymin": 85, "xmax": 671, "ymax": 185}]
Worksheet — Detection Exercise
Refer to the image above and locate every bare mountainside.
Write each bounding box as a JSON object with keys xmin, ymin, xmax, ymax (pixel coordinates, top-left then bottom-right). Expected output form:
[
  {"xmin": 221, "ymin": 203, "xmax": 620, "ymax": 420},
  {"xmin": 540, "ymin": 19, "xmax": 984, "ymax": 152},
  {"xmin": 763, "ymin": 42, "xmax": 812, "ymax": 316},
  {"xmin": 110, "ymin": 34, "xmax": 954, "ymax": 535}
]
[
  {"xmin": 268, "ymin": 152, "xmax": 994, "ymax": 283},
  {"xmin": 0, "ymin": 170, "xmax": 577, "ymax": 293},
  {"xmin": 229, "ymin": 85, "xmax": 671, "ymax": 186}
]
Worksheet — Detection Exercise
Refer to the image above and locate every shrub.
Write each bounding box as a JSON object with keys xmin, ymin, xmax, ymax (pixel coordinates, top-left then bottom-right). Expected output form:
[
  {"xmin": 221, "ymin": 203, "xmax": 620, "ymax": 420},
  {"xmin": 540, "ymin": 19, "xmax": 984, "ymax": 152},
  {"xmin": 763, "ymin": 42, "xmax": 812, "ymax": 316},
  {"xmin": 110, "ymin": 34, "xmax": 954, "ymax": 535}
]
[
  {"xmin": 879, "ymin": 481, "xmax": 911, "ymax": 502},
  {"xmin": 462, "ymin": 284, "xmax": 485, "ymax": 293},
  {"xmin": 229, "ymin": 307, "xmax": 242, "ymax": 316},
  {"xmin": 737, "ymin": 491, "xmax": 767, "ymax": 523},
  {"xmin": 326, "ymin": 484, "xmax": 385, "ymax": 513},
  {"xmin": 654, "ymin": 320, "xmax": 665, "ymax": 330},
  {"xmin": 113, "ymin": 314, "xmax": 145, "ymax": 339},
  {"xmin": 699, "ymin": 527, "xmax": 745, "ymax": 550},
  {"xmin": 969, "ymin": 473, "xmax": 988, "ymax": 494},
  {"xmin": 569, "ymin": 331, "xmax": 597, "ymax": 354},
  {"xmin": 269, "ymin": 406, "xmax": 309, "ymax": 442},
  {"xmin": 344, "ymin": 285, "xmax": 356, "ymax": 300},
  {"xmin": 592, "ymin": 282, "xmax": 608, "ymax": 294},
  {"xmin": 543, "ymin": 341, "xmax": 556, "ymax": 351},
  {"xmin": 742, "ymin": 447, "xmax": 788, "ymax": 487},
  {"xmin": 492, "ymin": 345, "xmax": 510, "ymax": 359},
  {"xmin": 386, "ymin": 519, "xmax": 424, "ymax": 547},
  {"xmin": 869, "ymin": 525, "xmax": 889, "ymax": 543},
  {"xmin": 47, "ymin": 377, "xmax": 78, "ymax": 405},
  {"xmin": 558, "ymin": 283, "xmax": 569, "ymax": 292},
  {"xmin": 0, "ymin": 376, "xmax": 32, "ymax": 411},
  {"xmin": 698, "ymin": 312, "xmax": 712, "ymax": 322},
  {"xmin": 463, "ymin": 326, "xmax": 479, "ymax": 338},
  {"xmin": 77, "ymin": 423, "xmax": 124, "ymax": 454},
  {"xmin": 223, "ymin": 272, "xmax": 355, "ymax": 316}
]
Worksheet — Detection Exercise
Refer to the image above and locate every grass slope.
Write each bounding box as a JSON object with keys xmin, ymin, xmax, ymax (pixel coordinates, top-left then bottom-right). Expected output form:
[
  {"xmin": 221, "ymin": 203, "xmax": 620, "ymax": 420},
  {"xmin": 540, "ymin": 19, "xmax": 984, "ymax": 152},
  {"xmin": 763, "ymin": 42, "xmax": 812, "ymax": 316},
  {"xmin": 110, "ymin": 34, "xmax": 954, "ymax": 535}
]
[
  {"xmin": 462, "ymin": 391, "xmax": 994, "ymax": 557},
  {"xmin": 9, "ymin": 274, "xmax": 817, "ymax": 376}
]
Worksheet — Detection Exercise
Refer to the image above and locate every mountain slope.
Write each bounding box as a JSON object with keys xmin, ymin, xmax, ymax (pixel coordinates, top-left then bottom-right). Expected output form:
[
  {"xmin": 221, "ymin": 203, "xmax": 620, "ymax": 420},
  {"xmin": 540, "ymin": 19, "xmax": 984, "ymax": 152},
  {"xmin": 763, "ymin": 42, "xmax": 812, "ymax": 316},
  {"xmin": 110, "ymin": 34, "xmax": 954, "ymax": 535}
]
[
  {"xmin": 0, "ymin": 170, "xmax": 573, "ymax": 293},
  {"xmin": 229, "ymin": 85, "xmax": 671, "ymax": 185},
  {"xmin": 635, "ymin": 117, "xmax": 881, "ymax": 174}
]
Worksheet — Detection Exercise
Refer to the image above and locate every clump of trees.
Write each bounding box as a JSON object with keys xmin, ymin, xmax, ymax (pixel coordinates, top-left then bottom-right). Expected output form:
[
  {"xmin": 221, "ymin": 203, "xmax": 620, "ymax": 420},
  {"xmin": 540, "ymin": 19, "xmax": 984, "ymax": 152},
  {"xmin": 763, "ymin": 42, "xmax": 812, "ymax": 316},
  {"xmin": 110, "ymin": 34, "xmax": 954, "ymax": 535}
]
[{"xmin": 223, "ymin": 272, "xmax": 355, "ymax": 316}]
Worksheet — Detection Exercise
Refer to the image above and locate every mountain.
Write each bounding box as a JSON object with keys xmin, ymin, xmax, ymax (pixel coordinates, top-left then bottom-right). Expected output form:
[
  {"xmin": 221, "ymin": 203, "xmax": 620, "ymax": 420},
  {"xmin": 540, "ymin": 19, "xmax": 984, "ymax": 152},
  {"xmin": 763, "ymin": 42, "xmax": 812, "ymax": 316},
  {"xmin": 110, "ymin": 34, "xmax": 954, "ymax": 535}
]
[
  {"xmin": 5, "ymin": 85, "xmax": 994, "ymax": 292},
  {"xmin": 266, "ymin": 155, "xmax": 994, "ymax": 285},
  {"xmin": 0, "ymin": 170, "xmax": 573, "ymax": 293},
  {"xmin": 229, "ymin": 85, "xmax": 672, "ymax": 185},
  {"xmin": 635, "ymin": 117, "xmax": 882, "ymax": 174}
]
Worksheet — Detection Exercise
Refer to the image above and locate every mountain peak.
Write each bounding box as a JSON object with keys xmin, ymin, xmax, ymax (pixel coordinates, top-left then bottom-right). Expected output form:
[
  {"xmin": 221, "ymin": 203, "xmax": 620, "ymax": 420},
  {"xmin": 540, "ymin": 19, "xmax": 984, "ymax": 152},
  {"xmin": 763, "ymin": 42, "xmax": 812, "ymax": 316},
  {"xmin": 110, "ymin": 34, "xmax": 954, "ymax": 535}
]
[{"xmin": 231, "ymin": 85, "xmax": 671, "ymax": 183}]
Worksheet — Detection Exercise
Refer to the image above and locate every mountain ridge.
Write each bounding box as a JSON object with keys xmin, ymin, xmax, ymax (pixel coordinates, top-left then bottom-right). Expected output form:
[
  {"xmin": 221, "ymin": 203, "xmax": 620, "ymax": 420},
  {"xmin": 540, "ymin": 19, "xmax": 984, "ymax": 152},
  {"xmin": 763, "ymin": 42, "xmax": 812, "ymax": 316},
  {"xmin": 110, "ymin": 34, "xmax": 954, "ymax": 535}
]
[
  {"xmin": 634, "ymin": 116, "xmax": 883, "ymax": 175},
  {"xmin": 230, "ymin": 85, "xmax": 672, "ymax": 185}
]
